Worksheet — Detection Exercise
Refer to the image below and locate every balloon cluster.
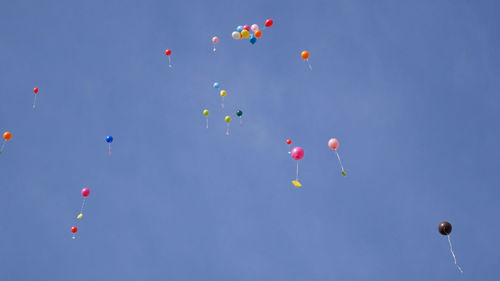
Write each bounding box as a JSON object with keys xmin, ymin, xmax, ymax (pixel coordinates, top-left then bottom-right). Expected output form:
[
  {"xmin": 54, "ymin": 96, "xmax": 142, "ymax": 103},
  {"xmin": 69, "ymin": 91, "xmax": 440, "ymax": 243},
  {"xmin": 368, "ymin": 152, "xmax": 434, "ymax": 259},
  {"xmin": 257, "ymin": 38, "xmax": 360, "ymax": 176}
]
[
  {"xmin": 231, "ymin": 19, "xmax": 273, "ymax": 45},
  {"xmin": 203, "ymin": 82, "xmax": 245, "ymax": 135}
]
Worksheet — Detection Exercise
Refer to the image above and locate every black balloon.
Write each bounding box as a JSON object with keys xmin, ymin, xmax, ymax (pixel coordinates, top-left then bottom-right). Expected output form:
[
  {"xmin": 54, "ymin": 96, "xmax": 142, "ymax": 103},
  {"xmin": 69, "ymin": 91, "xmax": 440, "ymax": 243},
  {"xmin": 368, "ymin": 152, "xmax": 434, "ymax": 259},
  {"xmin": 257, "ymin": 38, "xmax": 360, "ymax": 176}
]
[{"xmin": 438, "ymin": 221, "xmax": 452, "ymax": 235}]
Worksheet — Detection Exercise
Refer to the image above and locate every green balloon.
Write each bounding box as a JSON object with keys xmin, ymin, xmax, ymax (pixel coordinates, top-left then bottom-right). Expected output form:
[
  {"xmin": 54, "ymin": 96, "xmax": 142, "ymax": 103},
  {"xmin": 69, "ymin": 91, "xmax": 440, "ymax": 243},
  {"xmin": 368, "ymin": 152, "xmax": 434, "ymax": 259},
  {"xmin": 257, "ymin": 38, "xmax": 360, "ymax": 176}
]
[{"xmin": 236, "ymin": 110, "xmax": 243, "ymax": 117}]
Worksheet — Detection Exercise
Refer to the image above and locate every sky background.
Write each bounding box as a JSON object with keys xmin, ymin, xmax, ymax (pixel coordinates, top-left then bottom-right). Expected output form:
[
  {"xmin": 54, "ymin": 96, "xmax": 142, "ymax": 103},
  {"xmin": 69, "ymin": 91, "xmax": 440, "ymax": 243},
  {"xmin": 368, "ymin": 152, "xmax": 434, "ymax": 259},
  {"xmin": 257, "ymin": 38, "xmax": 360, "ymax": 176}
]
[{"xmin": 0, "ymin": 0, "xmax": 499, "ymax": 280}]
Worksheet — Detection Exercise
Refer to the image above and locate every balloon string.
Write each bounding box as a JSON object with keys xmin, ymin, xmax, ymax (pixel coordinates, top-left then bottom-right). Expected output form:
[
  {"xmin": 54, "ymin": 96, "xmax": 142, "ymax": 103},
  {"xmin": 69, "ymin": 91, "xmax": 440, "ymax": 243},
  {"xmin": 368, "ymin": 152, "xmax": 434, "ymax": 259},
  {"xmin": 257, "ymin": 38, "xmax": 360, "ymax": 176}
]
[
  {"xmin": 447, "ymin": 235, "xmax": 463, "ymax": 273},
  {"xmin": 168, "ymin": 56, "xmax": 172, "ymax": 68},
  {"xmin": 0, "ymin": 141, "xmax": 5, "ymax": 153},
  {"xmin": 72, "ymin": 197, "xmax": 87, "ymax": 240},
  {"xmin": 221, "ymin": 97, "xmax": 224, "ymax": 108},
  {"xmin": 206, "ymin": 118, "xmax": 209, "ymax": 129},
  {"xmin": 108, "ymin": 143, "xmax": 112, "ymax": 155},
  {"xmin": 226, "ymin": 123, "xmax": 230, "ymax": 136},
  {"xmin": 33, "ymin": 94, "xmax": 37, "ymax": 109},
  {"xmin": 335, "ymin": 151, "xmax": 345, "ymax": 173},
  {"xmin": 239, "ymin": 117, "xmax": 242, "ymax": 126},
  {"xmin": 306, "ymin": 59, "xmax": 312, "ymax": 71},
  {"xmin": 296, "ymin": 161, "xmax": 299, "ymax": 181},
  {"xmin": 213, "ymin": 46, "xmax": 216, "ymax": 52}
]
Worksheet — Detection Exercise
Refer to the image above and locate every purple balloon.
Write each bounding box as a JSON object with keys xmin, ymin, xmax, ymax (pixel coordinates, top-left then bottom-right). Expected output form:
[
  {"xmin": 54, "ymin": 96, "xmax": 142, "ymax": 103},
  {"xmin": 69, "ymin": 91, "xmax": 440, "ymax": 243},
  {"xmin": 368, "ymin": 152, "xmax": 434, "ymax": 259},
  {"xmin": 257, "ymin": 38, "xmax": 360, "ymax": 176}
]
[{"xmin": 291, "ymin": 147, "xmax": 304, "ymax": 160}]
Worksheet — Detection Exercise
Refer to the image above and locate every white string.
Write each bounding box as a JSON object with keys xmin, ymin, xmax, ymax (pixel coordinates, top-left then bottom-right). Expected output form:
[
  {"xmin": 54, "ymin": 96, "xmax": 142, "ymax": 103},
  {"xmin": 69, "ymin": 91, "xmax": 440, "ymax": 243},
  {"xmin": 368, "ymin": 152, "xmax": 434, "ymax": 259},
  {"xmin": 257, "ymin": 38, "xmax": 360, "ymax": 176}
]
[
  {"xmin": 213, "ymin": 46, "xmax": 216, "ymax": 52},
  {"xmin": 108, "ymin": 143, "xmax": 112, "ymax": 155},
  {"xmin": 335, "ymin": 151, "xmax": 345, "ymax": 173},
  {"xmin": 221, "ymin": 97, "xmax": 224, "ymax": 108},
  {"xmin": 0, "ymin": 141, "xmax": 5, "ymax": 153},
  {"xmin": 72, "ymin": 197, "xmax": 87, "ymax": 240},
  {"xmin": 33, "ymin": 94, "xmax": 37, "ymax": 109},
  {"xmin": 296, "ymin": 161, "xmax": 299, "ymax": 181},
  {"xmin": 239, "ymin": 117, "xmax": 242, "ymax": 126},
  {"xmin": 226, "ymin": 123, "xmax": 230, "ymax": 136},
  {"xmin": 206, "ymin": 118, "xmax": 209, "ymax": 129},
  {"xmin": 168, "ymin": 56, "xmax": 172, "ymax": 68},
  {"xmin": 306, "ymin": 59, "xmax": 312, "ymax": 71},
  {"xmin": 447, "ymin": 235, "xmax": 463, "ymax": 273}
]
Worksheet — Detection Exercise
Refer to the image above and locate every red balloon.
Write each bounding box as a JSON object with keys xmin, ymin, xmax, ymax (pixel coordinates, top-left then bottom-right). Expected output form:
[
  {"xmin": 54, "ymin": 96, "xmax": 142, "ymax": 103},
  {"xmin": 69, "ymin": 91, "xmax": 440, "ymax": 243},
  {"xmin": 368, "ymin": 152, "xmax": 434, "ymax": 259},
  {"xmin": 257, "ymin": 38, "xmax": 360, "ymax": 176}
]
[
  {"xmin": 81, "ymin": 187, "xmax": 90, "ymax": 197},
  {"xmin": 286, "ymin": 139, "xmax": 291, "ymax": 145},
  {"xmin": 165, "ymin": 49, "xmax": 172, "ymax": 56},
  {"xmin": 71, "ymin": 226, "xmax": 78, "ymax": 233},
  {"xmin": 265, "ymin": 19, "xmax": 273, "ymax": 27},
  {"xmin": 33, "ymin": 88, "xmax": 39, "ymax": 94}
]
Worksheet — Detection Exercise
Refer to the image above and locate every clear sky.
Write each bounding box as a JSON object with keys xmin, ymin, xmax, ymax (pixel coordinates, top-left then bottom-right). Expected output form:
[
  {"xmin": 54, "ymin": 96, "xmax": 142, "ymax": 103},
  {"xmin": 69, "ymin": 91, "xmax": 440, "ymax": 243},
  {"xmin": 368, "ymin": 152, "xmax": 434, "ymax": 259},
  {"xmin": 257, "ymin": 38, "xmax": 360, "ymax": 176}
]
[{"xmin": 1, "ymin": 0, "xmax": 499, "ymax": 280}]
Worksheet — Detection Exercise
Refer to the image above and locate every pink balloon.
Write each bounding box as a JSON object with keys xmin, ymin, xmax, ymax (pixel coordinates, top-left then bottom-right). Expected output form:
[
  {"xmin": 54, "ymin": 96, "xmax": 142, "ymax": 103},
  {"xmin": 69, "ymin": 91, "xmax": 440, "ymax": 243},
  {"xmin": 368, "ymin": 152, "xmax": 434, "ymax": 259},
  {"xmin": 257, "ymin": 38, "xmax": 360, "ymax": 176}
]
[
  {"xmin": 243, "ymin": 25, "xmax": 250, "ymax": 31},
  {"xmin": 81, "ymin": 187, "xmax": 90, "ymax": 197},
  {"xmin": 328, "ymin": 138, "xmax": 339, "ymax": 150},
  {"xmin": 291, "ymin": 147, "xmax": 304, "ymax": 160},
  {"xmin": 212, "ymin": 36, "xmax": 219, "ymax": 44},
  {"xmin": 251, "ymin": 24, "xmax": 259, "ymax": 32}
]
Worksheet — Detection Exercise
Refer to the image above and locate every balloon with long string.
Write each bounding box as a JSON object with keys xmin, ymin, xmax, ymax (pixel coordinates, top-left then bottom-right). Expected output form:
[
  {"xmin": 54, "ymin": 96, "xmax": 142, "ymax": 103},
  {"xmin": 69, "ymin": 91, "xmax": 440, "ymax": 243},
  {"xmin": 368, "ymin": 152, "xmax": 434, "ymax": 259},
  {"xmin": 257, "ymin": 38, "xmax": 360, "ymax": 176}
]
[
  {"xmin": 439, "ymin": 221, "xmax": 463, "ymax": 273},
  {"xmin": 328, "ymin": 138, "xmax": 346, "ymax": 176},
  {"xmin": 236, "ymin": 110, "xmax": 243, "ymax": 126},
  {"xmin": 212, "ymin": 36, "xmax": 219, "ymax": 52},
  {"xmin": 220, "ymin": 90, "xmax": 227, "ymax": 108},
  {"xmin": 301, "ymin": 51, "xmax": 312, "ymax": 70},
  {"xmin": 225, "ymin": 116, "xmax": 231, "ymax": 135},
  {"xmin": 32, "ymin": 88, "xmax": 39, "ymax": 109},
  {"xmin": 203, "ymin": 109, "xmax": 210, "ymax": 128},
  {"xmin": 290, "ymin": 146, "xmax": 304, "ymax": 187},
  {"xmin": 105, "ymin": 136, "xmax": 113, "ymax": 155},
  {"xmin": 0, "ymin": 131, "xmax": 12, "ymax": 155},
  {"xmin": 286, "ymin": 139, "xmax": 292, "ymax": 154},
  {"xmin": 165, "ymin": 49, "xmax": 172, "ymax": 67},
  {"xmin": 71, "ymin": 187, "xmax": 90, "ymax": 239}
]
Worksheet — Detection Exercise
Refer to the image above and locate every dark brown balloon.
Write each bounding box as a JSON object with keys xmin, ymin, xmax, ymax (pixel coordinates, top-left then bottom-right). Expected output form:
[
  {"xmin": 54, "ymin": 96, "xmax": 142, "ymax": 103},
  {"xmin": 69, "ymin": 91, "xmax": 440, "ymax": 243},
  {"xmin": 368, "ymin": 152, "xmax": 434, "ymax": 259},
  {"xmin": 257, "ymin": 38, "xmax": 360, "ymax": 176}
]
[{"xmin": 438, "ymin": 221, "xmax": 452, "ymax": 235}]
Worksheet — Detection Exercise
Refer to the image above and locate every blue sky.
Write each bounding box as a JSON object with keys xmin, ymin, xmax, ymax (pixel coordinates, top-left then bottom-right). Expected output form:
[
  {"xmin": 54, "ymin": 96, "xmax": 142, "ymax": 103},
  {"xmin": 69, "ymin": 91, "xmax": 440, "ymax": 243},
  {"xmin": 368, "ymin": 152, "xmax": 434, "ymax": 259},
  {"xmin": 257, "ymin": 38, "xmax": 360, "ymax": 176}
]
[{"xmin": 1, "ymin": 0, "xmax": 499, "ymax": 280}]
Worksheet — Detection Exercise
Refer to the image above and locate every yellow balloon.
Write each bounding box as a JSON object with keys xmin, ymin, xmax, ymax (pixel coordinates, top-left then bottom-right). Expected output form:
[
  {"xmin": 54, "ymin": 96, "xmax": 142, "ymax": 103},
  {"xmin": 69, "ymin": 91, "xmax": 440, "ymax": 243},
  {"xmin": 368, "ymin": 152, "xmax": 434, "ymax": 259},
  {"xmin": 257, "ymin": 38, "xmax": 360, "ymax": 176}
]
[
  {"xmin": 203, "ymin": 109, "xmax": 209, "ymax": 116},
  {"xmin": 220, "ymin": 90, "xmax": 227, "ymax": 97},
  {"xmin": 241, "ymin": 30, "xmax": 250, "ymax": 38},
  {"xmin": 225, "ymin": 116, "xmax": 231, "ymax": 123},
  {"xmin": 77, "ymin": 213, "xmax": 83, "ymax": 219}
]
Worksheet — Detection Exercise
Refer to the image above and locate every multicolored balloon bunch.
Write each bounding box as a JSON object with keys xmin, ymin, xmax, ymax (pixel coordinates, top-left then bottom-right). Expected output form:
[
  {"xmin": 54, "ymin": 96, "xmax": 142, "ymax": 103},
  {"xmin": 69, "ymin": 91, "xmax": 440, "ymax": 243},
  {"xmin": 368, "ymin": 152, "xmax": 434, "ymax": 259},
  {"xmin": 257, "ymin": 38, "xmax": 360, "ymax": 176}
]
[{"xmin": 231, "ymin": 19, "xmax": 273, "ymax": 45}]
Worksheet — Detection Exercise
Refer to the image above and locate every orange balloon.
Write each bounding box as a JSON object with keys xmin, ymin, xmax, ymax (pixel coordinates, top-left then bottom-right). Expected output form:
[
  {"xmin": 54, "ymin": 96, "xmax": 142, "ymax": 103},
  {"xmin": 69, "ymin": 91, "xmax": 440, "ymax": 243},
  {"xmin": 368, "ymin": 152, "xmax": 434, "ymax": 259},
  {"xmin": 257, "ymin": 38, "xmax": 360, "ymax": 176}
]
[
  {"xmin": 3, "ymin": 131, "xmax": 12, "ymax": 141},
  {"xmin": 255, "ymin": 30, "xmax": 262, "ymax": 38},
  {"xmin": 301, "ymin": 51, "xmax": 309, "ymax": 60}
]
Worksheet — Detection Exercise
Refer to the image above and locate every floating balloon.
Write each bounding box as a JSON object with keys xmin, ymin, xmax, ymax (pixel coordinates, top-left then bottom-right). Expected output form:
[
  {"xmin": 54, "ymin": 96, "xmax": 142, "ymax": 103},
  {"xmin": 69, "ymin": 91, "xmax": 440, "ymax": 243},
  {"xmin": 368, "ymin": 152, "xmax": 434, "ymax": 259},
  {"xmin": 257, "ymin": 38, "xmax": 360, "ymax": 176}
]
[
  {"xmin": 286, "ymin": 139, "xmax": 292, "ymax": 154},
  {"xmin": 0, "ymin": 131, "xmax": 12, "ymax": 155},
  {"xmin": 243, "ymin": 25, "xmax": 250, "ymax": 31},
  {"xmin": 255, "ymin": 30, "xmax": 262, "ymax": 38},
  {"xmin": 236, "ymin": 110, "xmax": 243, "ymax": 125},
  {"xmin": 105, "ymin": 136, "xmax": 113, "ymax": 155},
  {"xmin": 301, "ymin": 50, "xmax": 312, "ymax": 70},
  {"xmin": 236, "ymin": 26, "xmax": 243, "ymax": 32},
  {"xmin": 225, "ymin": 116, "xmax": 231, "ymax": 135},
  {"xmin": 290, "ymin": 146, "xmax": 304, "ymax": 187},
  {"xmin": 241, "ymin": 30, "xmax": 250, "ymax": 38},
  {"xmin": 251, "ymin": 24, "xmax": 259, "ymax": 32},
  {"xmin": 165, "ymin": 49, "xmax": 172, "ymax": 67},
  {"xmin": 265, "ymin": 19, "xmax": 273, "ymax": 27},
  {"xmin": 328, "ymin": 138, "xmax": 346, "ymax": 176},
  {"xmin": 212, "ymin": 36, "xmax": 219, "ymax": 52},
  {"xmin": 72, "ymin": 187, "xmax": 91, "ymax": 239},
  {"xmin": 232, "ymin": 31, "xmax": 242, "ymax": 40},
  {"xmin": 249, "ymin": 35, "xmax": 257, "ymax": 45},
  {"xmin": 203, "ymin": 109, "xmax": 210, "ymax": 128},
  {"xmin": 33, "ymin": 87, "xmax": 39, "ymax": 109},
  {"xmin": 220, "ymin": 90, "xmax": 227, "ymax": 108},
  {"xmin": 438, "ymin": 221, "xmax": 463, "ymax": 273},
  {"xmin": 213, "ymin": 82, "xmax": 220, "ymax": 89}
]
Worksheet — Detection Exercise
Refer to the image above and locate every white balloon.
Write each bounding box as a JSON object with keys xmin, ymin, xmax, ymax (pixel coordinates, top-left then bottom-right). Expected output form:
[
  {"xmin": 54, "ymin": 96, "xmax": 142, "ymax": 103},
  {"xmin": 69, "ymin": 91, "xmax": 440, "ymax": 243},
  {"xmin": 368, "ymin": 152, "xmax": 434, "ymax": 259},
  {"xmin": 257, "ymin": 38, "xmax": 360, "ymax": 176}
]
[
  {"xmin": 251, "ymin": 24, "xmax": 259, "ymax": 32},
  {"xmin": 232, "ymin": 31, "xmax": 241, "ymax": 40}
]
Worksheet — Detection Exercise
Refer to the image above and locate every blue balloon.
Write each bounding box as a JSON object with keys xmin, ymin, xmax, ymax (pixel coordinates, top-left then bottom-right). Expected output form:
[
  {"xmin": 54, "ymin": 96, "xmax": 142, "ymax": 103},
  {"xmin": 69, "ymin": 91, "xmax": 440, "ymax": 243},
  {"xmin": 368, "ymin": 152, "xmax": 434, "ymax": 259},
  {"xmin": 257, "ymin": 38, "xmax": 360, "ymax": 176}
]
[
  {"xmin": 106, "ymin": 136, "xmax": 113, "ymax": 143},
  {"xmin": 236, "ymin": 26, "xmax": 243, "ymax": 32},
  {"xmin": 249, "ymin": 35, "xmax": 257, "ymax": 45},
  {"xmin": 213, "ymin": 82, "xmax": 220, "ymax": 89}
]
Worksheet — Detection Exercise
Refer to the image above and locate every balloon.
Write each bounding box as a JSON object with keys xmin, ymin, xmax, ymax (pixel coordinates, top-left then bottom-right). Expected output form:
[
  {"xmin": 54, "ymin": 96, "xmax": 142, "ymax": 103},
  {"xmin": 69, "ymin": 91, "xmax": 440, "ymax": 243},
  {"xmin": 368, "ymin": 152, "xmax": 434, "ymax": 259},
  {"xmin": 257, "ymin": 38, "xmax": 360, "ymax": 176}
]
[
  {"xmin": 81, "ymin": 187, "xmax": 90, "ymax": 197},
  {"xmin": 105, "ymin": 136, "xmax": 113, "ymax": 143},
  {"xmin": 213, "ymin": 82, "xmax": 220, "ymax": 89},
  {"xmin": 291, "ymin": 147, "xmax": 304, "ymax": 160},
  {"xmin": 439, "ymin": 221, "xmax": 452, "ymax": 235},
  {"xmin": 243, "ymin": 25, "xmax": 250, "ymax": 31},
  {"xmin": 286, "ymin": 139, "xmax": 291, "ymax": 145},
  {"xmin": 328, "ymin": 138, "xmax": 339, "ymax": 150},
  {"xmin": 33, "ymin": 88, "xmax": 39, "ymax": 94},
  {"xmin": 255, "ymin": 30, "xmax": 262, "ymax": 38},
  {"xmin": 301, "ymin": 51, "xmax": 309, "ymax": 60},
  {"xmin": 241, "ymin": 30, "xmax": 250, "ymax": 38},
  {"xmin": 236, "ymin": 110, "xmax": 243, "ymax": 117},
  {"xmin": 71, "ymin": 226, "xmax": 78, "ymax": 233},
  {"xmin": 203, "ymin": 109, "xmax": 210, "ymax": 116},
  {"xmin": 236, "ymin": 25, "xmax": 243, "ymax": 32},
  {"xmin": 249, "ymin": 35, "xmax": 257, "ymax": 45},
  {"xmin": 3, "ymin": 132, "xmax": 12, "ymax": 141},
  {"xmin": 225, "ymin": 116, "xmax": 231, "ymax": 123},
  {"xmin": 265, "ymin": 19, "xmax": 273, "ymax": 27},
  {"xmin": 232, "ymin": 31, "xmax": 241, "ymax": 40},
  {"xmin": 251, "ymin": 24, "xmax": 259, "ymax": 32},
  {"xmin": 220, "ymin": 90, "xmax": 227, "ymax": 97},
  {"xmin": 212, "ymin": 36, "xmax": 219, "ymax": 44},
  {"xmin": 165, "ymin": 49, "xmax": 172, "ymax": 56}
]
